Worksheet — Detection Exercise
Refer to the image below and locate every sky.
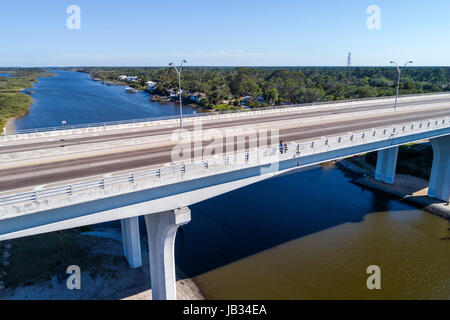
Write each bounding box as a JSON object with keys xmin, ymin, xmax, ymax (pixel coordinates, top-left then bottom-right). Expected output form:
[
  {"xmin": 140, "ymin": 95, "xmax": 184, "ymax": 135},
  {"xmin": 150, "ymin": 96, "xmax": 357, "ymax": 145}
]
[{"xmin": 1, "ymin": 0, "xmax": 450, "ymax": 67}]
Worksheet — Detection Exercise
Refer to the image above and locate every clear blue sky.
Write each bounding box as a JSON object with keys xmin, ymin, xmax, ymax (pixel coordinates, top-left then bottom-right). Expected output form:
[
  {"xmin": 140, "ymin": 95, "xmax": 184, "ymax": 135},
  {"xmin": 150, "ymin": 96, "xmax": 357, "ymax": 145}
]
[{"xmin": 1, "ymin": 0, "xmax": 450, "ymax": 67}]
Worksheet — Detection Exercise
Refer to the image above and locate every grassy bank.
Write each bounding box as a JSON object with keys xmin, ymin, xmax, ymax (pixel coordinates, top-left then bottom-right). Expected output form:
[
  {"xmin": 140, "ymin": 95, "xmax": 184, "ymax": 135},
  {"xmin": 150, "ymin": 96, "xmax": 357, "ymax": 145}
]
[{"xmin": 0, "ymin": 69, "xmax": 55, "ymax": 130}]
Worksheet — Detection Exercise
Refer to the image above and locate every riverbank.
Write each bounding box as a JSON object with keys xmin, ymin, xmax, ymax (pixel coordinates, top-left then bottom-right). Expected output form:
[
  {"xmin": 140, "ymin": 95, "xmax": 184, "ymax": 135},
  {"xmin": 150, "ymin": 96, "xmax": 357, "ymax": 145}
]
[
  {"xmin": 88, "ymin": 73, "xmax": 206, "ymax": 110},
  {"xmin": 337, "ymin": 157, "xmax": 450, "ymax": 220},
  {"xmin": 3, "ymin": 117, "xmax": 16, "ymax": 135},
  {"xmin": 0, "ymin": 227, "xmax": 204, "ymax": 300},
  {"xmin": 0, "ymin": 69, "xmax": 54, "ymax": 131}
]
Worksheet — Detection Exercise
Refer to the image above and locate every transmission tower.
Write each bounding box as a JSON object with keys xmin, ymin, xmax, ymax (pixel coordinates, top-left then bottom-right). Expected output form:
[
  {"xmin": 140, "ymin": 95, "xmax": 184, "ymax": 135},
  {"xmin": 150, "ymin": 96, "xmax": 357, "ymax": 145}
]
[{"xmin": 347, "ymin": 52, "xmax": 352, "ymax": 68}]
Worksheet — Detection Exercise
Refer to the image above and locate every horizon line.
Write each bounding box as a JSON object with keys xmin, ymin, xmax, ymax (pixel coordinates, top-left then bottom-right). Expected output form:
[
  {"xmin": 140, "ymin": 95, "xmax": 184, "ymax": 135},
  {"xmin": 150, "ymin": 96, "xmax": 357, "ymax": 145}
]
[{"xmin": 2, "ymin": 65, "xmax": 450, "ymax": 69}]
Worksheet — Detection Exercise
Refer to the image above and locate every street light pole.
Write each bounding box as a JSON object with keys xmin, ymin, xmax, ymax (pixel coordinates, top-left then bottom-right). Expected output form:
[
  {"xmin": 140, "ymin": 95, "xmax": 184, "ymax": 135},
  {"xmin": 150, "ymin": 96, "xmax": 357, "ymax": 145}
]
[
  {"xmin": 169, "ymin": 60, "xmax": 187, "ymax": 135},
  {"xmin": 390, "ymin": 60, "xmax": 413, "ymax": 110}
]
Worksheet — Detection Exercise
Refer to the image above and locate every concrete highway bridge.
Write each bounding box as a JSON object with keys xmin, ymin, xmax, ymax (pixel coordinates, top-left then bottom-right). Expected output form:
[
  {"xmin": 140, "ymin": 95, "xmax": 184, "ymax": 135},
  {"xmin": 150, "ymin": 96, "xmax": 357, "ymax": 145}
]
[{"xmin": 0, "ymin": 93, "xmax": 449, "ymax": 299}]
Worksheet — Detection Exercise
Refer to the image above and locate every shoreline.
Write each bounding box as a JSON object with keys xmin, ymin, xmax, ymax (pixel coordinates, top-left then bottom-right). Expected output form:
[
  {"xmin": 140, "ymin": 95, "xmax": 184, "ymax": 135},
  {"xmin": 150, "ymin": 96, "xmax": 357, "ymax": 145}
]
[
  {"xmin": 86, "ymin": 73, "xmax": 213, "ymax": 112},
  {"xmin": 0, "ymin": 71, "xmax": 55, "ymax": 134},
  {"xmin": 3, "ymin": 117, "xmax": 16, "ymax": 135},
  {"xmin": 337, "ymin": 158, "xmax": 450, "ymax": 220}
]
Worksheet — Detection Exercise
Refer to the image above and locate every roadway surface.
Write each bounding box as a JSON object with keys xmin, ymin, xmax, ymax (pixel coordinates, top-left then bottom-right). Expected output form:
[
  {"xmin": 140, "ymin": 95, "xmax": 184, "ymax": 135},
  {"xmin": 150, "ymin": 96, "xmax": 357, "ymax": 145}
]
[
  {"xmin": 2, "ymin": 95, "xmax": 450, "ymax": 154},
  {"xmin": 0, "ymin": 105, "xmax": 449, "ymax": 193}
]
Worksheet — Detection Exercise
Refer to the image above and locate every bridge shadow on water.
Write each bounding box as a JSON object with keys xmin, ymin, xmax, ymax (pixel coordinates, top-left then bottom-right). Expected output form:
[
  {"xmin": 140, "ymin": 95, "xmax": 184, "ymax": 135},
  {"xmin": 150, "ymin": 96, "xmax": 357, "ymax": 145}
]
[
  {"xmin": 171, "ymin": 165, "xmax": 415, "ymax": 278},
  {"xmin": 103, "ymin": 164, "xmax": 417, "ymax": 280}
]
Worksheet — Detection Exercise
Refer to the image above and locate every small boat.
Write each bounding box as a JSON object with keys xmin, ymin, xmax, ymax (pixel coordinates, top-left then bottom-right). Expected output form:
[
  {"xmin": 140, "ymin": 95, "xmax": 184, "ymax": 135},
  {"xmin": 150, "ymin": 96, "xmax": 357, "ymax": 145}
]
[
  {"xmin": 125, "ymin": 87, "xmax": 138, "ymax": 93},
  {"xmin": 151, "ymin": 95, "xmax": 168, "ymax": 101}
]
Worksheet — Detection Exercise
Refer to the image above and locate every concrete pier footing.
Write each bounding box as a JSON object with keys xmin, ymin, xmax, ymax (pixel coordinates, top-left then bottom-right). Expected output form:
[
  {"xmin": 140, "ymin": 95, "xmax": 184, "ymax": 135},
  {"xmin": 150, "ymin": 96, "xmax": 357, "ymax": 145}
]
[
  {"xmin": 120, "ymin": 217, "xmax": 142, "ymax": 268},
  {"xmin": 428, "ymin": 135, "xmax": 450, "ymax": 202},
  {"xmin": 375, "ymin": 146, "xmax": 399, "ymax": 184},
  {"xmin": 144, "ymin": 207, "xmax": 191, "ymax": 300}
]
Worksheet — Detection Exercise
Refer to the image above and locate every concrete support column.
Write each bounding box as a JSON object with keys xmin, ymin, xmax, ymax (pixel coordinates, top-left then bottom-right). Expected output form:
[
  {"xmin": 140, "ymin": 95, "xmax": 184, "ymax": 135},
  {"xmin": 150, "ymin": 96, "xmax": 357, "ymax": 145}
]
[
  {"xmin": 428, "ymin": 135, "xmax": 450, "ymax": 202},
  {"xmin": 144, "ymin": 207, "xmax": 191, "ymax": 300},
  {"xmin": 120, "ymin": 217, "xmax": 142, "ymax": 268},
  {"xmin": 375, "ymin": 146, "xmax": 399, "ymax": 184}
]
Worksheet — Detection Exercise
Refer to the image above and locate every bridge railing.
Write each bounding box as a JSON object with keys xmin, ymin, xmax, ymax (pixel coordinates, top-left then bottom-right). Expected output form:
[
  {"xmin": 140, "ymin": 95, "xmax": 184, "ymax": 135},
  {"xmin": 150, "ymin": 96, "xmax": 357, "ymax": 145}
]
[
  {"xmin": 4, "ymin": 92, "xmax": 450, "ymax": 136},
  {"xmin": 0, "ymin": 116, "xmax": 449, "ymax": 211}
]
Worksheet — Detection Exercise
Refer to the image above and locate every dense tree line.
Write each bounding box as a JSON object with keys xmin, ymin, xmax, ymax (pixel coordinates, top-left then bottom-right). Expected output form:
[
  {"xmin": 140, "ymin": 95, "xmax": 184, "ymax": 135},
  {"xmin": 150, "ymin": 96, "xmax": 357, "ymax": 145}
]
[{"xmin": 77, "ymin": 66, "xmax": 450, "ymax": 110}]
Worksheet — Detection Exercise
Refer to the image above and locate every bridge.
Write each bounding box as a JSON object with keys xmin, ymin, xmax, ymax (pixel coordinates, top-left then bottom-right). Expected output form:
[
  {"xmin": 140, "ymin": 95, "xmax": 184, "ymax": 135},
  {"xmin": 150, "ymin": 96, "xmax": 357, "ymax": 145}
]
[{"xmin": 0, "ymin": 93, "xmax": 449, "ymax": 299}]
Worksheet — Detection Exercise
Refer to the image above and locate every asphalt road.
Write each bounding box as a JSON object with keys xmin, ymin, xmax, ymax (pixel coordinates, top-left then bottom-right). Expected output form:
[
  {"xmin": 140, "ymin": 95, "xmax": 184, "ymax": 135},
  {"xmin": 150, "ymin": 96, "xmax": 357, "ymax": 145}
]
[
  {"xmin": 1, "ymin": 95, "xmax": 450, "ymax": 154},
  {"xmin": 0, "ymin": 106, "xmax": 448, "ymax": 192}
]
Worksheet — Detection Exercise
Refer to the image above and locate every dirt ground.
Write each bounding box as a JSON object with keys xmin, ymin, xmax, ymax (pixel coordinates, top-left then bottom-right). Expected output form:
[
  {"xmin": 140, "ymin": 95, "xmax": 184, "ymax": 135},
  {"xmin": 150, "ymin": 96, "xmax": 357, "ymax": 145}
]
[{"xmin": 0, "ymin": 227, "xmax": 203, "ymax": 300}]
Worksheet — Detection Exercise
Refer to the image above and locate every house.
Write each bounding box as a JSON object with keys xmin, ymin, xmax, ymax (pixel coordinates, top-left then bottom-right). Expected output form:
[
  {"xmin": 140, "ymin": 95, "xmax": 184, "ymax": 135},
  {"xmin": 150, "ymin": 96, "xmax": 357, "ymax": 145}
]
[
  {"xmin": 189, "ymin": 92, "xmax": 206, "ymax": 104},
  {"xmin": 118, "ymin": 75, "xmax": 139, "ymax": 82},
  {"xmin": 167, "ymin": 88, "xmax": 179, "ymax": 99},
  {"xmin": 241, "ymin": 95, "xmax": 265, "ymax": 105},
  {"xmin": 146, "ymin": 81, "xmax": 157, "ymax": 92},
  {"xmin": 241, "ymin": 95, "xmax": 252, "ymax": 105},
  {"xmin": 126, "ymin": 76, "xmax": 139, "ymax": 82}
]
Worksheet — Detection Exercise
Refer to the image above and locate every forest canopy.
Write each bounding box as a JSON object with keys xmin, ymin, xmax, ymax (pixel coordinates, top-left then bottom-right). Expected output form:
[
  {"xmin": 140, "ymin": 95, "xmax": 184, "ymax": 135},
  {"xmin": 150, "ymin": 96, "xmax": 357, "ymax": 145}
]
[{"xmin": 79, "ymin": 66, "xmax": 450, "ymax": 110}]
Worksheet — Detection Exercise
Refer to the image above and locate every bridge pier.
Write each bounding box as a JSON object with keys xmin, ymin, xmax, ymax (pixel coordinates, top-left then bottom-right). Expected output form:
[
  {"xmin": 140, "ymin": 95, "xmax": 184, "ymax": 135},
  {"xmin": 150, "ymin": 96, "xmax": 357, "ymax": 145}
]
[
  {"xmin": 375, "ymin": 146, "xmax": 399, "ymax": 184},
  {"xmin": 120, "ymin": 217, "xmax": 142, "ymax": 268},
  {"xmin": 144, "ymin": 207, "xmax": 191, "ymax": 300},
  {"xmin": 428, "ymin": 135, "xmax": 450, "ymax": 202}
]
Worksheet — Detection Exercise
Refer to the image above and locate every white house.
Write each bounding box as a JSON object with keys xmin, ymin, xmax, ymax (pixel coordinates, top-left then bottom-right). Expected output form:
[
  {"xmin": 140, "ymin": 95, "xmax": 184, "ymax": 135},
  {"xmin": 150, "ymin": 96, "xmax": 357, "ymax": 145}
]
[
  {"xmin": 146, "ymin": 81, "xmax": 157, "ymax": 92},
  {"xmin": 127, "ymin": 76, "xmax": 138, "ymax": 82},
  {"xmin": 118, "ymin": 75, "xmax": 138, "ymax": 82}
]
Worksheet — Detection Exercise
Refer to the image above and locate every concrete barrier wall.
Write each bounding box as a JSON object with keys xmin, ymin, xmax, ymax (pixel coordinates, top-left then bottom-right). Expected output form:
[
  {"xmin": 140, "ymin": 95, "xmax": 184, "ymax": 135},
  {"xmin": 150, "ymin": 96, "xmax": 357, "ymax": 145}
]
[{"xmin": 1, "ymin": 115, "xmax": 448, "ymax": 219}]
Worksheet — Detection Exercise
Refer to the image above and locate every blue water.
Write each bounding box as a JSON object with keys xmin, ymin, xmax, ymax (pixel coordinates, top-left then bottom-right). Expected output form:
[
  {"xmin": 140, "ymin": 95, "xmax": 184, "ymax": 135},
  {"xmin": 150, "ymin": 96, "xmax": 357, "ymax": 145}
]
[
  {"xmin": 176, "ymin": 165, "xmax": 413, "ymax": 276},
  {"xmin": 0, "ymin": 73, "xmax": 13, "ymax": 78},
  {"xmin": 15, "ymin": 70, "xmax": 195, "ymax": 130}
]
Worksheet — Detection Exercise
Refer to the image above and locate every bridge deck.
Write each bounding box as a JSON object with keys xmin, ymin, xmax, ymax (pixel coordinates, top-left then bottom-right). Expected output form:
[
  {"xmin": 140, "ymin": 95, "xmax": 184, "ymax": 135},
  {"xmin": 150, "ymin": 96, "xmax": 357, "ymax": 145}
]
[{"xmin": 0, "ymin": 95, "xmax": 449, "ymax": 196}]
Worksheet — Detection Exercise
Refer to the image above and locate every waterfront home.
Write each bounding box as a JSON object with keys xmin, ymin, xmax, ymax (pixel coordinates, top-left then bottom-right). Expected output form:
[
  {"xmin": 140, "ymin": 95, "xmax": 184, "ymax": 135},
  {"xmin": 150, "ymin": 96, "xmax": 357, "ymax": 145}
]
[
  {"xmin": 126, "ymin": 76, "xmax": 138, "ymax": 82},
  {"xmin": 189, "ymin": 92, "xmax": 206, "ymax": 104},
  {"xmin": 167, "ymin": 88, "xmax": 180, "ymax": 99},
  {"xmin": 146, "ymin": 81, "xmax": 157, "ymax": 92},
  {"xmin": 118, "ymin": 75, "xmax": 139, "ymax": 82}
]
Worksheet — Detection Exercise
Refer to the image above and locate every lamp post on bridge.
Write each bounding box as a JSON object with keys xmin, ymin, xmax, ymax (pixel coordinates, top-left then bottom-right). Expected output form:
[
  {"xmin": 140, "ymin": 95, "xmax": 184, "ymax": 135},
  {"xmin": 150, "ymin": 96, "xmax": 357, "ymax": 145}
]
[
  {"xmin": 169, "ymin": 60, "xmax": 187, "ymax": 135},
  {"xmin": 390, "ymin": 60, "xmax": 413, "ymax": 110}
]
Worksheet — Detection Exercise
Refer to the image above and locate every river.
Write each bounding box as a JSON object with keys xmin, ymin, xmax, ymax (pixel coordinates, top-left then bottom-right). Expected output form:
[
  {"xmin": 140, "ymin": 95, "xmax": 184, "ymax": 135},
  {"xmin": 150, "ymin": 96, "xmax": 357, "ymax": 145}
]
[
  {"xmin": 13, "ymin": 70, "xmax": 450, "ymax": 299},
  {"xmin": 14, "ymin": 70, "xmax": 196, "ymax": 130}
]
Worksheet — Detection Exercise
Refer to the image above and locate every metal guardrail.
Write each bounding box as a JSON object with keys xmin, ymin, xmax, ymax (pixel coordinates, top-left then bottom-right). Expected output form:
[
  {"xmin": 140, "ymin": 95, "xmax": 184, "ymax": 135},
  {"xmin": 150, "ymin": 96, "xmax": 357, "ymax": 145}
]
[
  {"xmin": 5, "ymin": 92, "xmax": 450, "ymax": 135},
  {"xmin": 0, "ymin": 153, "xmax": 271, "ymax": 206},
  {"xmin": 0, "ymin": 115, "xmax": 449, "ymax": 209}
]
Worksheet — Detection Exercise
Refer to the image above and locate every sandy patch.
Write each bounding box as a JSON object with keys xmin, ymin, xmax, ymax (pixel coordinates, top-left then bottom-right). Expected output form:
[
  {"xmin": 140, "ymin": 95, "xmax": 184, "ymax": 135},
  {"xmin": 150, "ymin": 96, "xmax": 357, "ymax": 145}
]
[
  {"xmin": 3, "ymin": 117, "xmax": 16, "ymax": 135},
  {"xmin": 0, "ymin": 227, "xmax": 203, "ymax": 300}
]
